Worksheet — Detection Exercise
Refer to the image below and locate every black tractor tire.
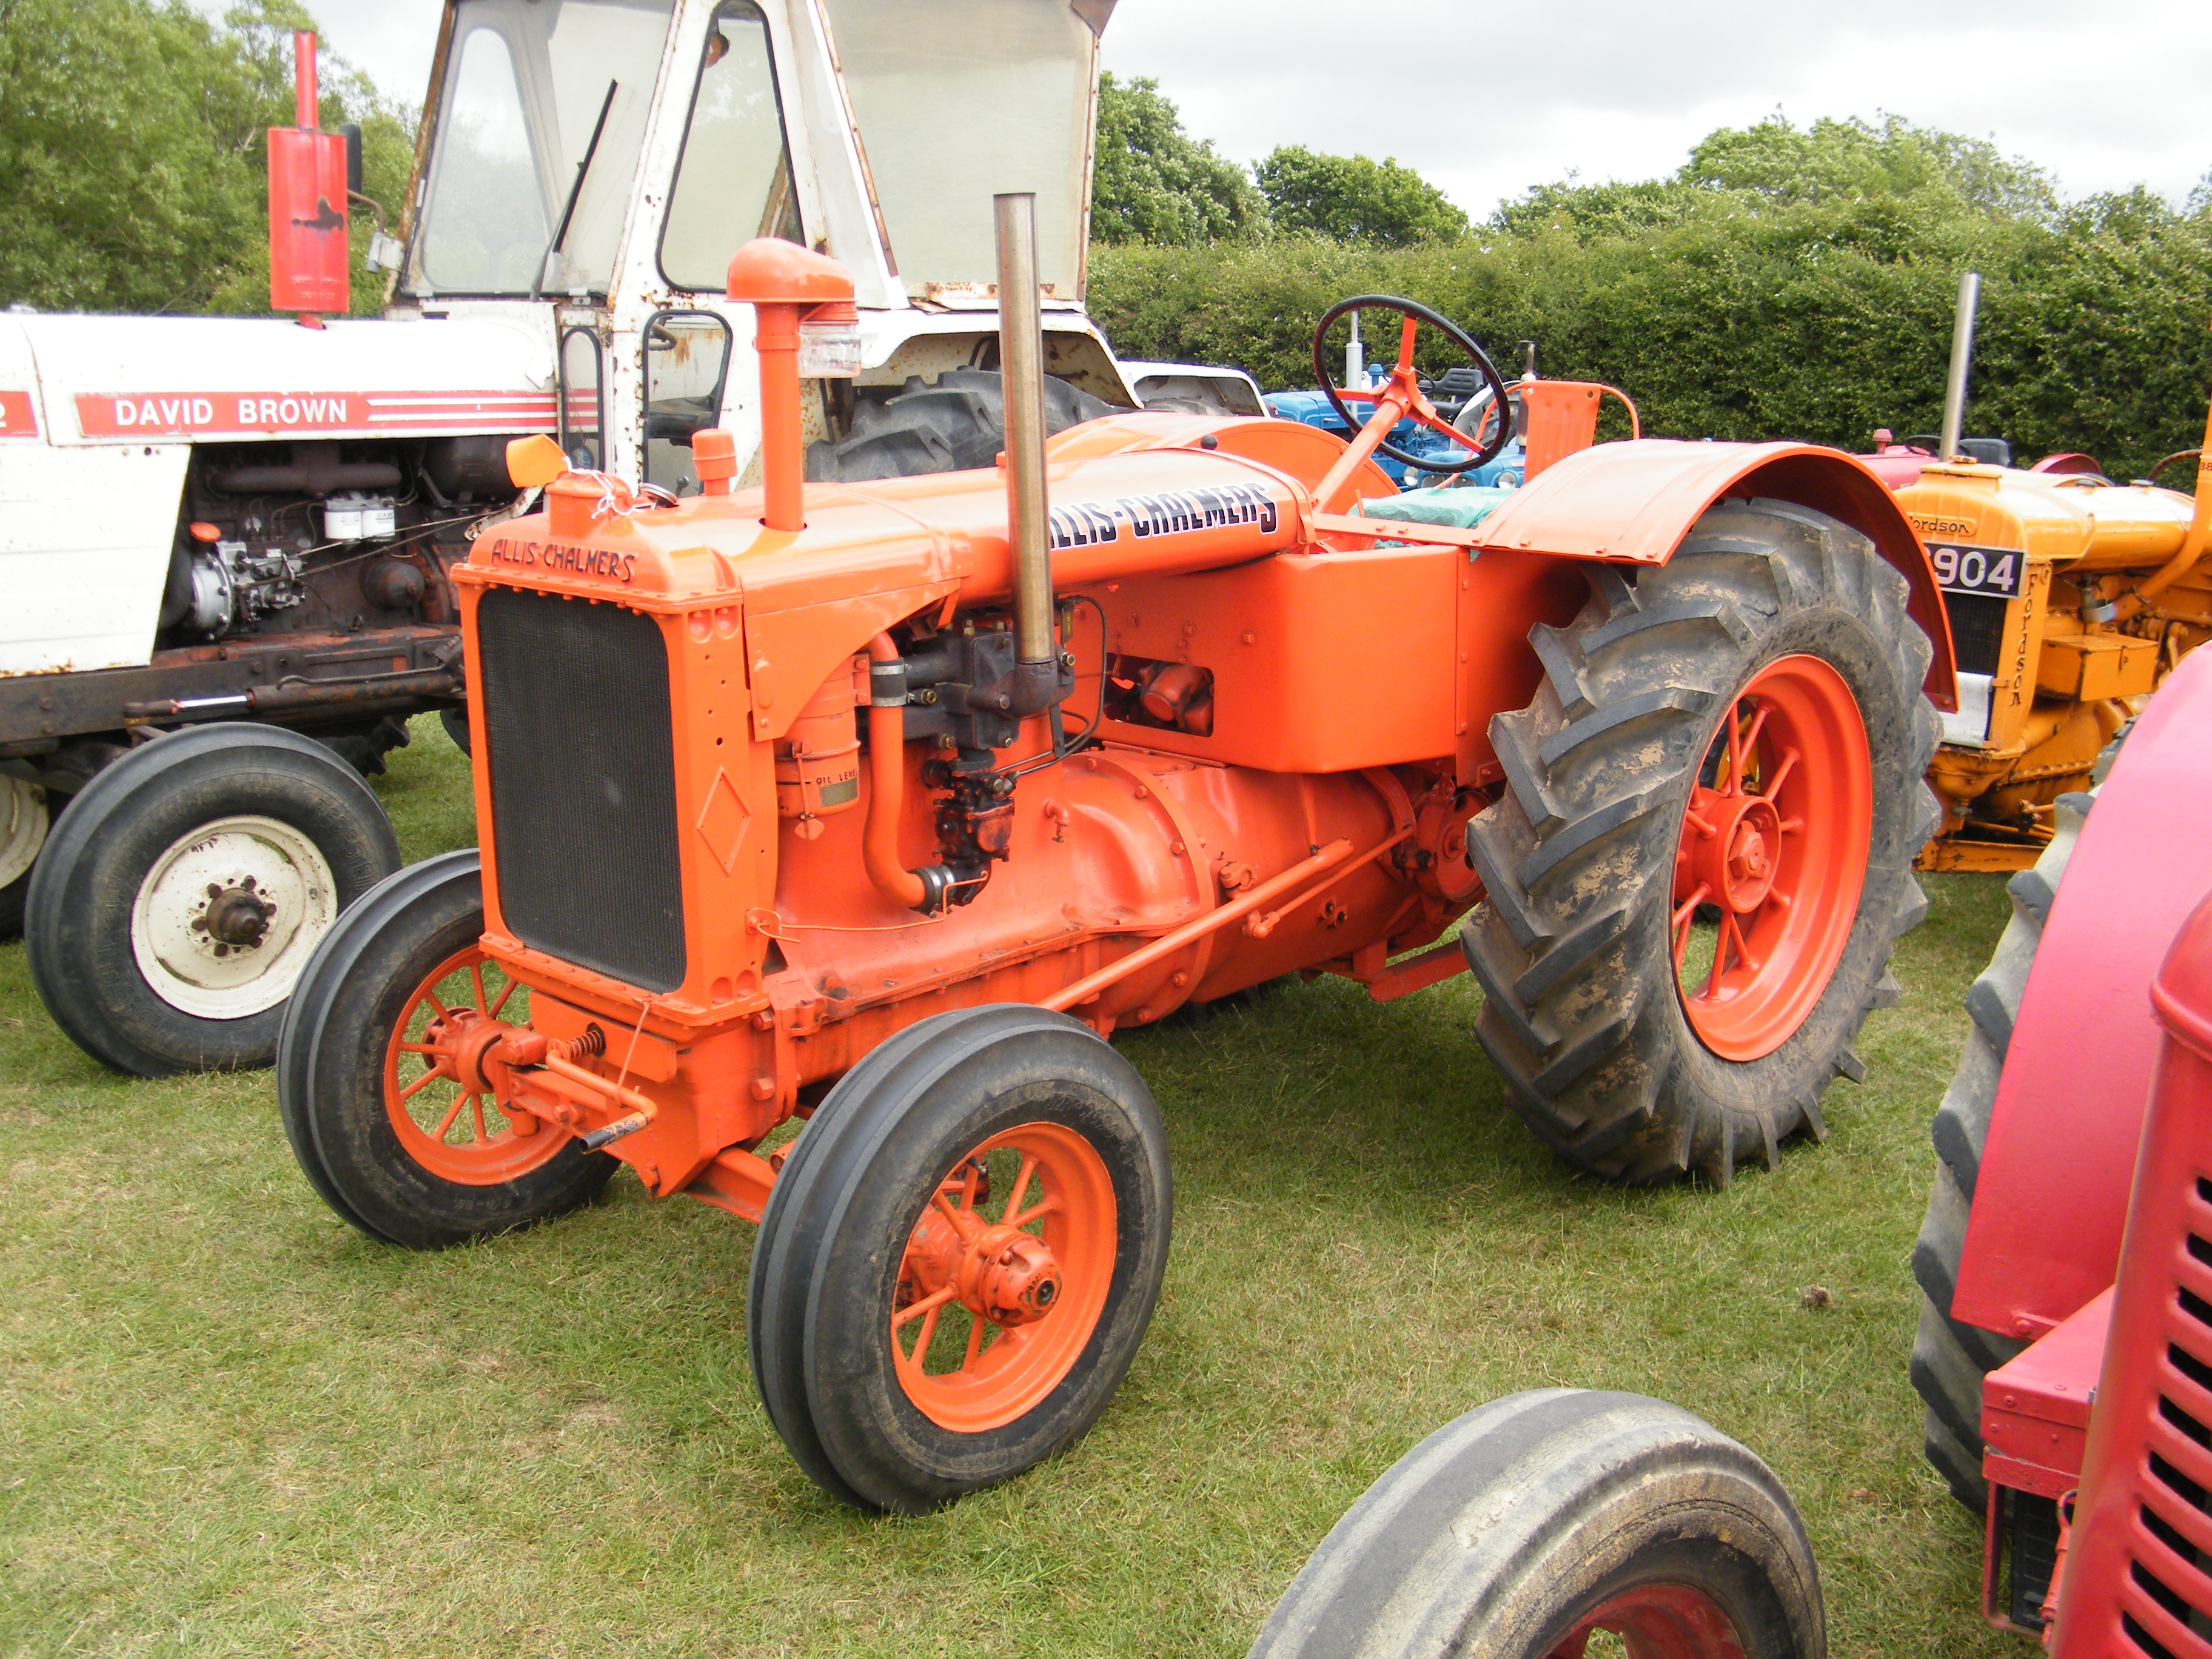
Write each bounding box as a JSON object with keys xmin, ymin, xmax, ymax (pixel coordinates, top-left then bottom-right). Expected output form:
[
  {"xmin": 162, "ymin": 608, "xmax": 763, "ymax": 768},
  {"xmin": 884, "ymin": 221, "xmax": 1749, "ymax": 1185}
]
[
  {"xmin": 1909, "ymin": 792, "xmax": 2093, "ymax": 1510},
  {"xmin": 1463, "ymin": 499, "xmax": 1940, "ymax": 1183},
  {"xmin": 0, "ymin": 769, "xmax": 49, "ymax": 940},
  {"xmin": 1248, "ymin": 1389, "xmax": 1825, "ymax": 1659},
  {"xmin": 0, "ymin": 871, "xmax": 28, "ymax": 940},
  {"xmin": 25, "ymin": 725, "xmax": 400, "ymax": 1076},
  {"xmin": 438, "ymin": 705, "xmax": 472, "ymax": 757},
  {"xmin": 748, "ymin": 1004, "xmax": 1171, "ymax": 1514},
  {"xmin": 319, "ymin": 714, "xmax": 415, "ymax": 777},
  {"xmin": 275, "ymin": 851, "xmax": 615, "ymax": 1249},
  {"xmin": 805, "ymin": 367, "xmax": 1117, "ymax": 483}
]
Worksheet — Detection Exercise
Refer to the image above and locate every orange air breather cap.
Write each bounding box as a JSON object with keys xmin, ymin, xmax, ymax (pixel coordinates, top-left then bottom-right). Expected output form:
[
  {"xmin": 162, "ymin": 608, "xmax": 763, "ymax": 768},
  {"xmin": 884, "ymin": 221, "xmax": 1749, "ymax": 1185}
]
[{"xmin": 694, "ymin": 429, "xmax": 738, "ymax": 496}]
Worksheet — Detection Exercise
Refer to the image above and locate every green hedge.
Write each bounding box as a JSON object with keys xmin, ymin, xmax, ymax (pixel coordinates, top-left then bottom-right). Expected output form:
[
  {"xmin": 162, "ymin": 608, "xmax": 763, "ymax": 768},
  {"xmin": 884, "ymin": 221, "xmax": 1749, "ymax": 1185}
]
[{"xmin": 1088, "ymin": 198, "xmax": 2212, "ymax": 481}]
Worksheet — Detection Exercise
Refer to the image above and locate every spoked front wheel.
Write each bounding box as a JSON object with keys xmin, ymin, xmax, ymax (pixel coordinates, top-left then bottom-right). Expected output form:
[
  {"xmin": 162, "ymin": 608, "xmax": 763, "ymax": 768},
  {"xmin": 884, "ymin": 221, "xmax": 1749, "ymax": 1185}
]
[
  {"xmin": 275, "ymin": 851, "xmax": 615, "ymax": 1249},
  {"xmin": 1248, "ymin": 1390, "xmax": 1825, "ymax": 1659},
  {"xmin": 749, "ymin": 1005, "xmax": 1171, "ymax": 1513}
]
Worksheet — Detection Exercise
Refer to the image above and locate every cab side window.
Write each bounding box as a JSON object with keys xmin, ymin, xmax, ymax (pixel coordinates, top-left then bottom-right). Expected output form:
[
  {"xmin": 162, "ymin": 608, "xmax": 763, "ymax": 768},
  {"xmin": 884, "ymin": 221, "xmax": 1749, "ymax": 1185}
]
[{"xmin": 659, "ymin": 2, "xmax": 801, "ymax": 290}]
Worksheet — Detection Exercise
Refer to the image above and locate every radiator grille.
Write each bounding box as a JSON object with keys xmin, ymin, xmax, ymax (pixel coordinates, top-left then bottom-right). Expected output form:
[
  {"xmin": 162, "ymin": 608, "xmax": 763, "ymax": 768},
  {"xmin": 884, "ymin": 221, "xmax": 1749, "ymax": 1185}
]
[
  {"xmin": 1948, "ymin": 592, "xmax": 2009, "ymax": 677},
  {"xmin": 475, "ymin": 587, "xmax": 686, "ymax": 992},
  {"xmin": 2119, "ymin": 1178, "xmax": 2212, "ymax": 1659}
]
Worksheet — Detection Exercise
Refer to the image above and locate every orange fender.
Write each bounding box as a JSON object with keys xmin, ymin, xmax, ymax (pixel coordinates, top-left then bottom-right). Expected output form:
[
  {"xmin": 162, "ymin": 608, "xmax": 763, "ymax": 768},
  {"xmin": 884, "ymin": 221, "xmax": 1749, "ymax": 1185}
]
[{"xmin": 1474, "ymin": 439, "xmax": 1959, "ymax": 711}]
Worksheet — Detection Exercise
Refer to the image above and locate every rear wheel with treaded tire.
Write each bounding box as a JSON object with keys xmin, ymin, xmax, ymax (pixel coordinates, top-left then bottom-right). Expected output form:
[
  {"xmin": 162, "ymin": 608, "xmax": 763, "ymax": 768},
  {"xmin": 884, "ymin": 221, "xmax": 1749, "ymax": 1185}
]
[
  {"xmin": 1248, "ymin": 1389, "xmax": 1825, "ymax": 1659},
  {"xmin": 25, "ymin": 725, "xmax": 400, "ymax": 1076},
  {"xmin": 1910, "ymin": 793, "xmax": 2093, "ymax": 1511},
  {"xmin": 748, "ymin": 1004, "xmax": 1172, "ymax": 1513},
  {"xmin": 275, "ymin": 850, "xmax": 617, "ymax": 1249},
  {"xmin": 1464, "ymin": 498, "xmax": 1940, "ymax": 1182}
]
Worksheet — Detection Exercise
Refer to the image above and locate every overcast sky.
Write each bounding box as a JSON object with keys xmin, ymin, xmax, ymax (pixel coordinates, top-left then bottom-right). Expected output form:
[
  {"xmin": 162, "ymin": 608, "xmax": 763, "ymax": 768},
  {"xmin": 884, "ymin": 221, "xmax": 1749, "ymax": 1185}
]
[{"xmin": 269, "ymin": 0, "xmax": 2212, "ymax": 213}]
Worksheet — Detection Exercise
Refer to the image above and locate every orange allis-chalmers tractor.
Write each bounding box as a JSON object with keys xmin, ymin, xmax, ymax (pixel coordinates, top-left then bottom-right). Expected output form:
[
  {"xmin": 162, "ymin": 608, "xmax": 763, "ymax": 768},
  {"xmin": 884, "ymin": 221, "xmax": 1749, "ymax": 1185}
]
[{"xmin": 278, "ymin": 199, "xmax": 1959, "ymax": 1513}]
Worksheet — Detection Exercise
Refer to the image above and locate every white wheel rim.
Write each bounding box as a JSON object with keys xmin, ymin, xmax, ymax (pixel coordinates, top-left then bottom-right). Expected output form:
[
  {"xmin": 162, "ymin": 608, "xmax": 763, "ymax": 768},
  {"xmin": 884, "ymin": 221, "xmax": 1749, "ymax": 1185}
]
[
  {"xmin": 129, "ymin": 814, "xmax": 338, "ymax": 1019},
  {"xmin": 0, "ymin": 773, "xmax": 48, "ymax": 889}
]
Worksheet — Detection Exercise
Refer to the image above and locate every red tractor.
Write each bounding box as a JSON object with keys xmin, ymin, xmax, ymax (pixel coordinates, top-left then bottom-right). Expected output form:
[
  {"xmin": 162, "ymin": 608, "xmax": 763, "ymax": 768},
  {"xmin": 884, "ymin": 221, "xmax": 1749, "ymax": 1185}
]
[
  {"xmin": 278, "ymin": 205, "xmax": 1957, "ymax": 1513},
  {"xmin": 1241, "ymin": 645, "xmax": 2212, "ymax": 1658}
]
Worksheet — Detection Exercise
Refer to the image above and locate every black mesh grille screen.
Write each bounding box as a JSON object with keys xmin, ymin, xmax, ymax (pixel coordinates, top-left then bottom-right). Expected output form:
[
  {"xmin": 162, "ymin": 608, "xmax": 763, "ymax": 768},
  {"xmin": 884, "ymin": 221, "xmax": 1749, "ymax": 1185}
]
[
  {"xmin": 1948, "ymin": 592, "xmax": 2009, "ymax": 677},
  {"xmin": 476, "ymin": 588, "xmax": 686, "ymax": 992}
]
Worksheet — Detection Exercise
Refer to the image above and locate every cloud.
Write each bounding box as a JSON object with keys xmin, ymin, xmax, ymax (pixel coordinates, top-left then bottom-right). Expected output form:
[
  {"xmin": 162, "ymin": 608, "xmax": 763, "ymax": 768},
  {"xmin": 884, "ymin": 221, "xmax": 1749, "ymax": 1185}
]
[
  {"xmin": 209, "ymin": 0, "xmax": 2212, "ymax": 213},
  {"xmin": 187, "ymin": 0, "xmax": 444, "ymax": 107},
  {"xmin": 1102, "ymin": 0, "xmax": 2212, "ymax": 211}
]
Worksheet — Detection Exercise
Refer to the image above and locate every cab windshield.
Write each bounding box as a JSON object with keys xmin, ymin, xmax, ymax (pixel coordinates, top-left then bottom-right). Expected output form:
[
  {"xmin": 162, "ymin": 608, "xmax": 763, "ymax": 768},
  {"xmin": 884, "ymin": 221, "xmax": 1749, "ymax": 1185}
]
[
  {"xmin": 823, "ymin": 0, "xmax": 1097, "ymax": 298},
  {"xmin": 408, "ymin": 0, "xmax": 675, "ymax": 298}
]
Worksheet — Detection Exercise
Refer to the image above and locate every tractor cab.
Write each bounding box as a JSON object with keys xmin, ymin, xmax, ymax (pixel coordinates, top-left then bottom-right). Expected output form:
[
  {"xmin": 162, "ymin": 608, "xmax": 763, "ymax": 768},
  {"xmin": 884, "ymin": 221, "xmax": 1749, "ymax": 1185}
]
[{"xmin": 394, "ymin": 0, "xmax": 1138, "ymax": 490}]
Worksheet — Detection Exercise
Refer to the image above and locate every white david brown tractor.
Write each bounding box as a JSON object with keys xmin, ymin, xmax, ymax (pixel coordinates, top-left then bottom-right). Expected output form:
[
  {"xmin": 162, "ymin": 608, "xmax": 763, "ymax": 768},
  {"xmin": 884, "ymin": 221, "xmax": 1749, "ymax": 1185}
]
[{"xmin": 2, "ymin": 0, "xmax": 1177, "ymax": 1075}]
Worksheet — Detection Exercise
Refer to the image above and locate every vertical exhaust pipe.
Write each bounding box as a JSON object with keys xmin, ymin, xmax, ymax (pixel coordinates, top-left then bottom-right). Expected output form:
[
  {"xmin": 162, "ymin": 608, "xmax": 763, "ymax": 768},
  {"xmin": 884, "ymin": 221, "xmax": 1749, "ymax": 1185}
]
[
  {"xmin": 994, "ymin": 193, "xmax": 1057, "ymax": 678},
  {"xmin": 267, "ymin": 32, "xmax": 349, "ymax": 326},
  {"xmin": 293, "ymin": 29, "xmax": 318, "ymax": 129},
  {"xmin": 1939, "ymin": 272, "xmax": 1981, "ymax": 463}
]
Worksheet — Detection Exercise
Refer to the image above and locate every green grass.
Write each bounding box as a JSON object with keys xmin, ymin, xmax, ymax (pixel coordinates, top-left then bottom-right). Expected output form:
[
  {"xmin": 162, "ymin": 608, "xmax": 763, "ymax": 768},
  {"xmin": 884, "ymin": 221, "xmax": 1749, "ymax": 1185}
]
[{"xmin": 0, "ymin": 712, "xmax": 2020, "ymax": 1657}]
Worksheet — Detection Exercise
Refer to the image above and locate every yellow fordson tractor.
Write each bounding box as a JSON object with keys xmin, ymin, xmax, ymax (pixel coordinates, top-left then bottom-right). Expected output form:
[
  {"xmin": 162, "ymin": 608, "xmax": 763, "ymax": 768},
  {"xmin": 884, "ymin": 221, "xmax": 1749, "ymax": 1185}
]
[
  {"xmin": 1868, "ymin": 281, "xmax": 2212, "ymax": 871},
  {"xmin": 1897, "ymin": 425, "xmax": 2211, "ymax": 870}
]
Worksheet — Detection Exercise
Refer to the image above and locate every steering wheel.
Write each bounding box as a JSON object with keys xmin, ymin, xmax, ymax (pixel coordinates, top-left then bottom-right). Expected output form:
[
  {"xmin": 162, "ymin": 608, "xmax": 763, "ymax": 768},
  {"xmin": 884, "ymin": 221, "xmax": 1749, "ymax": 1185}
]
[{"xmin": 1311, "ymin": 294, "xmax": 1513, "ymax": 475}]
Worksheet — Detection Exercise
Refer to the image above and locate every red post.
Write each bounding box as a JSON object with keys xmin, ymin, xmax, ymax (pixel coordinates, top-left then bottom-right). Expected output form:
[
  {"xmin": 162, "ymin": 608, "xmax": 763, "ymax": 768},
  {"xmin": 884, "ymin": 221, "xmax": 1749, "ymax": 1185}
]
[{"xmin": 294, "ymin": 30, "xmax": 318, "ymax": 130}]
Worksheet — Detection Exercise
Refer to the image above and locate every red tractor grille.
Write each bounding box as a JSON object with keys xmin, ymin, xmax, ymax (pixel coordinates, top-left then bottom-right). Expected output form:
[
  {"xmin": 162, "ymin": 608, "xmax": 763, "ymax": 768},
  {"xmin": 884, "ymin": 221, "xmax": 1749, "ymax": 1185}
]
[
  {"xmin": 2104, "ymin": 1181, "xmax": 2212, "ymax": 1659},
  {"xmin": 2046, "ymin": 799, "xmax": 2212, "ymax": 1659}
]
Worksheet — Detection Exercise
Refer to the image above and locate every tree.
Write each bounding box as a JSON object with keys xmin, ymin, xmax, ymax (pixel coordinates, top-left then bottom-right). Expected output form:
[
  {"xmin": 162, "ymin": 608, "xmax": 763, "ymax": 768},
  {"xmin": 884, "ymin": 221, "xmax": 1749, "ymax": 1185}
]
[
  {"xmin": 0, "ymin": 0, "xmax": 412, "ymax": 315},
  {"xmin": 1253, "ymin": 146, "xmax": 1467, "ymax": 246},
  {"xmin": 1090, "ymin": 72, "xmax": 1263, "ymax": 246},
  {"xmin": 1683, "ymin": 112, "xmax": 2057, "ymax": 220},
  {"xmin": 1494, "ymin": 112, "xmax": 2058, "ymax": 240}
]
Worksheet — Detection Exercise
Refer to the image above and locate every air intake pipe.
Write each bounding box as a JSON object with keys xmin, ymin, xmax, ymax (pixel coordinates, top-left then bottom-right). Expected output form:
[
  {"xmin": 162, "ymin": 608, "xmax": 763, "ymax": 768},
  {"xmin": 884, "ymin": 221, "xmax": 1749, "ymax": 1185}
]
[
  {"xmin": 725, "ymin": 238, "xmax": 860, "ymax": 532},
  {"xmin": 862, "ymin": 633, "xmax": 967, "ymax": 914}
]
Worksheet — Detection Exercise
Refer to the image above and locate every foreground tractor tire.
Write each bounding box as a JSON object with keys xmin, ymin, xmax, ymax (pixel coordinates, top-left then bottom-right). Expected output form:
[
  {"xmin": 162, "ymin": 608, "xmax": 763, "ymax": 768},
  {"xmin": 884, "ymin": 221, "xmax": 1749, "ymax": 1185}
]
[
  {"xmin": 0, "ymin": 770, "xmax": 50, "ymax": 939},
  {"xmin": 1909, "ymin": 794, "xmax": 2092, "ymax": 1510},
  {"xmin": 1465, "ymin": 500, "xmax": 1940, "ymax": 1182},
  {"xmin": 749, "ymin": 1004, "xmax": 1171, "ymax": 1513},
  {"xmin": 25, "ymin": 726, "xmax": 400, "ymax": 1076},
  {"xmin": 1248, "ymin": 1389, "xmax": 1825, "ymax": 1659},
  {"xmin": 275, "ymin": 851, "xmax": 616, "ymax": 1248}
]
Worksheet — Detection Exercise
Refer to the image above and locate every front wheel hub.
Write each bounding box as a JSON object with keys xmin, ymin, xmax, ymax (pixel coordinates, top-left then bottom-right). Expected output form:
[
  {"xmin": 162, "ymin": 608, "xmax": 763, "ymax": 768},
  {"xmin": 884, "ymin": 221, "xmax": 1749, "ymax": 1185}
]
[
  {"xmin": 965, "ymin": 1225, "xmax": 1062, "ymax": 1326},
  {"xmin": 891, "ymin": 1122, "xmax": 1118, "ymax": 1433},
  {"xmin": 441, "ymin": 1009, "xmax": 511, "ymax": 1095},
  {"xmin": 129, "ymin": 814, "xmax": 338, "ymax": 1018},
  {"xmin": 198, "ymin": 881, "xmax": 273, "ymax": 948},
  {"xmin": 381, "ymin": 945, "xmax": 568, "ymax": 1185},
  {"xmin": 898, "ymin": 1207, "xmax": 1064, "ymax": 1328}
]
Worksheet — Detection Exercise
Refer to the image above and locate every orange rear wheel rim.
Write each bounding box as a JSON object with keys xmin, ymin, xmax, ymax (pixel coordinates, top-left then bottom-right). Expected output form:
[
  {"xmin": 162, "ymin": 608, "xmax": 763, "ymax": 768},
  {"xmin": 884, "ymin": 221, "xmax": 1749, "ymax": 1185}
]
[
  {"xmin": 1672, "ymin": 654, "xmax": 1872, "ymax": 1061},
  {"xmin": 891, "ymin": 1121, "xmax": 1117, "ymax": 1434},
  {"xmin": 382, "ymin": 946, "xmax": 569, "ymax": 1185}
]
